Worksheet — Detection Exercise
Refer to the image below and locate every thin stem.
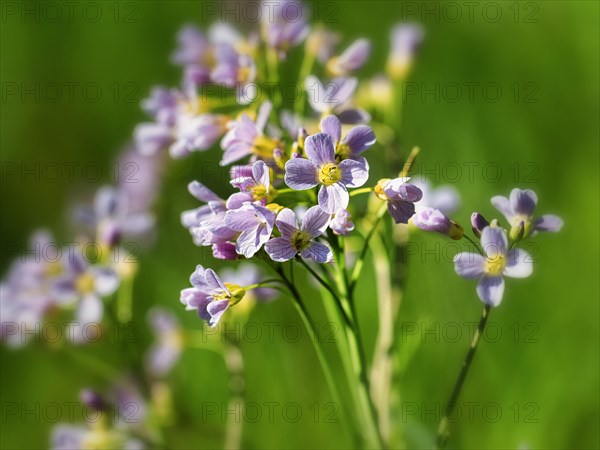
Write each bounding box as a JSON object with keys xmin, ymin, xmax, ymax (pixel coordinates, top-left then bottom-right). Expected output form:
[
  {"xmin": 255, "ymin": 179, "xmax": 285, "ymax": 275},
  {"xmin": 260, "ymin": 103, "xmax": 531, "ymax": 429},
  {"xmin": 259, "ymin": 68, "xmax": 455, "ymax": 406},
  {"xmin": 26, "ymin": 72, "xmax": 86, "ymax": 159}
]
[
  {"xmin": 463, "ymin": 234, "xmax": 485, "ymax": 256},
  {"xmin": 117, "ymin": 274, "xmax": 134, "ymax": 324},
  {"xmin": 436, "ymin": 305, "xmax": 492, "ymax": 448},
  {"xmin": 350, "ymin": 204, "xmax": 388, "ymax": 293},
  {"xmin": 224, "ymin": 342, "xmax": 244, "ymax": 450},
  {"xmin": 350, "ymin": 187, "xmax": 374, "ymax": 197}
]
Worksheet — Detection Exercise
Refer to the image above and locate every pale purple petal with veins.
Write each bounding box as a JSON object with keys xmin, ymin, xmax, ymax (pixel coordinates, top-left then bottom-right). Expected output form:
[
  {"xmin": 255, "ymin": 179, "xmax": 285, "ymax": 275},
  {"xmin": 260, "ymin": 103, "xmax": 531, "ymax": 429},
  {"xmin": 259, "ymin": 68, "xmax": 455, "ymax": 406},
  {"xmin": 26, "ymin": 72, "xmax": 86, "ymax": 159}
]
[
  {"xmin": 301, "ymin": 242, "xmax": 333, "ymax": 263},
  {"xmin": 318, "ymin": 183, "xmax": 349, "ymax": 214},
  {"xmin": 480, "ymin": 226, "xmax": 508, "ymax": 257},
  {"xmin": 504, "ymin": 248, "xmax": 533, "ymax": 278},
  {"xmin": 477, "ymin": 276, "xmax": 505, "ymax": 307},
  {"xmin": 284, "ymin": 158, "xmax": 318, "ymax": 190},
  {"xmin": 453, "ymin": 252, "xmax": 485, "ymax": 279}
]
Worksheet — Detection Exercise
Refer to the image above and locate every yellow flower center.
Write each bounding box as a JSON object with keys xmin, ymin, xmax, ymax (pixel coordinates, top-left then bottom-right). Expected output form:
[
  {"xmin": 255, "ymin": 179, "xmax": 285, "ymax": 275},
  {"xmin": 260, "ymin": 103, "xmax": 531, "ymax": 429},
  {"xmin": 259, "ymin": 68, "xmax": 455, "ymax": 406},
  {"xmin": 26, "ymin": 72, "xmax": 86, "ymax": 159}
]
[
  {"xmin": 252, "ymin": 135, "xmax": 277, "ymax": 159},
  {"xmin": 251, "ymin": 184, "xmax": 268, "ymax": 201},
  {"xmin": 215, "ymin": 283, "xmax": 246, "ymax": 305},
  {"xmin": 336, "ymin": 143, "xmax": 352, "ymax": 161},
  {"xmin": 318, "ymin": 163, "xmax": 342, "ymax": 186},
  {"xmin": 75, "ymin": 273, "xmax": 95, "ymax": 294},
  {"xmin": 485, "ymin": 254, "xmax": 506, "ymax": 276},
  {"xmin": 291, "ymin": 230, "xmax": 312, "ymax": 251},
  {"xmin": 374, "ymin": 178, "xmax": 391, "ymax": 201},
  {"xmin": 237, "ymin": 65, "xmax": 252, "ymax": 83}
]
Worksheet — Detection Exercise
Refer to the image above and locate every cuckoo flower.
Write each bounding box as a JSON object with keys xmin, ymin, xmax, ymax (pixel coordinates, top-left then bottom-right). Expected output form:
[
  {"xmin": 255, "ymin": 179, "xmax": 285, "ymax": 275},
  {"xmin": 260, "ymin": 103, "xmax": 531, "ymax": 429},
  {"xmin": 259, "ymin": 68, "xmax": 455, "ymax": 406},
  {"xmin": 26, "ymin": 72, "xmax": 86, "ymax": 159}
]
[
  {"xmin": 285, "ymin": 133, "xmax": 369, "ymax": 213},
  {"xmin": 305, "ymin": 76, "xmax": 369, "ymax": 124},
  {"xmin": 145, "ymin": 307, "xmax": 183, "ymax": 378},
  {"xmin": 225, "ymin": 203, "xmax": 276, "ymax": 258},
  {"xmin": 319, "ymin": 114, "xmax": 376, "ymax": 163},
  {"xmin": 413, "ymin": 207, "xmax": 463, "ymax": 240},
  {"xmin": 491, "ymin": 188, "xmax": 563, "ymax": 240},
  {"xmin": 330, "ymin": 209, "xmax": 355, "ymax": 236},
  {"xmin": 261, "ymin": 0, "xmax": 309, "ymax": 57},
  {"xmin": 387, "ymin": 23, "xmax": 424, "ymax": 80},
  {"xmin": 171, "ymin": 24, "xmax": 214, "ymax": 85},
  {"xmin": 228, "ymin": 160, "xmax": 272, "ymax": 206},
  {"xmin": 211, "ymin": 43, "xmax": 257, "ymax": 104},
  {"xmin": 327, "ymin": 38, "xmax": 371, "ymax": 76},
  {"xmin": 454, "ymin": 226, "xmax": 533, "ymax": 307},
  {"xmin": 265, "ymin": 206, "xmax": 332, "ymax": 263},
  {"xmin": 180, "ymin": 265, "xmax": 245, "ymax": 327},
  {"xmin": 220, "ymin": 101, "xmax": 275, "ymax": 165},
  {"xmin": 375, "ymin": 177, "xmax": 423, "ymax": 224}
]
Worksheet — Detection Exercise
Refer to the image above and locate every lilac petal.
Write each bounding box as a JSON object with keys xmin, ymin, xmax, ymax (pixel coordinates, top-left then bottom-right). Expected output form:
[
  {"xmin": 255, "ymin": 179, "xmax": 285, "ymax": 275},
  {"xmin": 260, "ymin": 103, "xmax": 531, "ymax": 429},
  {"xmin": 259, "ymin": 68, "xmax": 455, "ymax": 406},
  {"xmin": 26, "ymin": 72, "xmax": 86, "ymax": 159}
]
[
  {"xmin": 225, "ymin": 207, "xmax": 260, "ymax": 231},
  {"xmin": 534, "ymin": 214, "xmax": 563, "ymax": 232},
  {"xmin": 252, "ymin": 160, "xmax": 270, "ymax": 188},
  {"xmin": 387, "ymin": 200, "xmax": 415, "ymax": 224},
  {"xmin": 206, "ymin": 301, "xmax": 229, "ymax": 327},
  {"xmin": 337, "ymin": 108, "xmax": 371, "ymax": 124},
  {"xmin": 94, "ymin": 186, "xmax": 119, "ymax": 218},
  {"xmin": 77, "ymin": 294, "xmax": 103, "ymax": 324},
  {"xmin": 301, "ymin": 242, "xmax": 333, "ymax": 263},
  {"xmin": 51, "ymin": 425, "xmax": 86, "ymax": 449},
  {"xmin": 342, "ymin": 125, "xmax": 376, "ymax": 155},
  {"xmin": 93, "ymin": 268, "xmax": 120, "ymax": 296},
  {"xmin": 284, "ymin": 158, "xmax": 318, "ymax": 190},
  {"xmin": 476, "ymin": 276, "xmax": 505, "ymax": 307},
  {"xmin": 490, "ymin": 195, "xmax": 513, "ymax": 222},
  {"xmin": 301, "ymin": 206, "xmax": 331, "ymax": 237},
  {"xmin": 146, "ymin": 342, "xmax": 181, "ymax": 377},
  {"xmin": 180, "ymin": 288, "xmax": 211, "ymax": 313},
  {"xmin": 305, "ymin": 75, "xmax": 327, "ymax": 113},
  {"xmin": 480, "ymin": 226, "xmax": 508, "ymax": 258},
  {"xmin": 236, "ymin": 227, "xmax": 269, "ymax": 258},
  {"xmin": 339, "ymin": 159, "xmax": 369, "ymax": 188},
  {"xmin": 255, "ymin": 101, "xmax": 272, "ymax": 131},
  {"xmin": 385, "ymin": 179, "xmax": 423, "ymax": 202},
  {"xmin": 275, "ymin": 208, "xmax": 299, "ymax": 239},
  {"xmin": 305, "ymin": 133, "xmax": 336, "ymax": 164},
  {"xmin": 510, "ymin": 189, "xmax": 537, "ymax": 216},
  {"xmin": 504, "ymin": 249, "xmax": 533, "ymax": 278},
  {"xmin": 134, "ymin": 123, "xmax": 173, "ymax": 156},
  {"xmin": 453, "ymin": 252, "xmax": 485, "ymax": 279},
  {"xmin": 331, "ymin": 77, "xmax": 358, "ymax": 105},
  {"xmin": 204, "ymin": 268, "xmax": 228, "ymax": 294},
  {"xmin": 212, "ymin": 242, "xmax": 238, "ymax": 260},
  {"xmin": 188, "ymin": 181, "xmax": 221, "ymax": 202},
  {"xmin": 221, "ymin": 142, "xmax": 252, "ymax": 166},
  {"xmin": 265, "ymin": 237, "xmax": 298, "ymax": 262},
  {"xmin": 320, "ymin": 115, "xmax": 342, "ymax": 142},
  {"xmin": 318, "ymin": 183, "xmax": 349, "ymax": 214},
  {"xmin": 226, "ymin": 192, "xmax": 254, "ymax": 210},
  {"xmin": 337, "ymin": 39, "xmax": 371, "ymax": 72},
  {"xmin": 190, "ymin": 265, "xmax": 208, "ymax": 288}
]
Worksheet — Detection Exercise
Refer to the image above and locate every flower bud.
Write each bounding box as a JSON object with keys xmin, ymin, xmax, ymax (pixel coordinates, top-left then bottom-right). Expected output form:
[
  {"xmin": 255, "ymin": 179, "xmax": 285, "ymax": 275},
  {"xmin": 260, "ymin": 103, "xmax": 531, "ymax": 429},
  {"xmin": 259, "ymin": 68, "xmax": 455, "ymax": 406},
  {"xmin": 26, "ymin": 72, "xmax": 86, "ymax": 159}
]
[
  {"xmin": 80, "ymin": 389, "xmax": 106, "ymax": 412},
  {"xmin": 509, "ymin": 220, "xmax": 526, "ymax": 242},
  {"xmin": 470, "ymin": 212, "xmax": 489, "ymax": 238}
]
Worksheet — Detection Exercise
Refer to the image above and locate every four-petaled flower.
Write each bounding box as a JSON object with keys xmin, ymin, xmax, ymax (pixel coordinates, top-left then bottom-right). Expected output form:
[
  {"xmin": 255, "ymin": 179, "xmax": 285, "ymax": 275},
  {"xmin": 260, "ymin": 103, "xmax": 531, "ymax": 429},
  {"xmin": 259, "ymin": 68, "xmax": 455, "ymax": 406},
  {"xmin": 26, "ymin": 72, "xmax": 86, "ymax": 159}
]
[
  {"xmin": 454, "ymin": 226, "xmax": 533, "ymax": 307},
  {"xmin": 265, "ymin": 206, "xmax": 332, "ymax": 263},
  {"xmin": 375, "ymin": 177, "xmax": 423, "ymax": 224},
  {"xmin": 319, "ymin": 115, "xmax": 376, "ymax": 163},
  {"xmin": 285, "ymin": 133, "xmax": 369, "ymax": 213},
  {"xmin": 225, "ymin": 203, "xmax": 276, "ymax": 258}
]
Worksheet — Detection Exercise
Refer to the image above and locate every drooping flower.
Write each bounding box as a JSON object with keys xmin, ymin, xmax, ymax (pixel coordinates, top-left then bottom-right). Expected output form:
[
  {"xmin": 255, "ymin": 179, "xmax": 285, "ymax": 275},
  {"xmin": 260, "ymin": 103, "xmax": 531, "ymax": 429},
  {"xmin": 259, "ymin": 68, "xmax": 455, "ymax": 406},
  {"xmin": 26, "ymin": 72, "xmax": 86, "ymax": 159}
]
[
  {"xmin": 265, "ymin": 206, "xmax": 332, "ymax": 263},
  {"xmin": 412, "ymin": 207, "xmax": 463, "ymax": 239},
  {"xmin": 375, "ymin": 177, "xmax": 423, "ymax": 224},
  {"xmin": 491, "ymin": 188, "xmax": 563, "ymax": 240},
  {"xmin": 454, "ymin": 226, "xmax": 533, "ymax": 307},
  {"xmin": 220, "ymin": 101, "xmax": 276, "ymax": 165},
  {"xmin": 180, "ymin": 265, "xmax": 245, "ymax": 326},
  {"xmin": 330, "ymin": 209, "xmax": 355, "ymax": 236},
  {"xmin": 327, "ymin": 38, "xmax": 371, "ymax": 76},
  {"xmin": 145, "ymin": 307, "xmax": 183, "ymax": 378},
  {"xmin": 285, "ymin": 133, "xmax": 369, "ymax": 213},
  {"xmin": 305, "ymin": 76, "xmax": 370, "ymax": 124},
  {"xmin": 387, "ymin": 23, "xmax": 424, "ymax": 80},
  {"xmin": 261, "ymin": 0, "xmax": 310, "ymax": 57},
  {"xmin": 319, "ymin": 114, "xmax": 376, "ymax": 163},
  {"xmin": 224, "ymin": 203, "xmax": 276, "ymax": 258}
]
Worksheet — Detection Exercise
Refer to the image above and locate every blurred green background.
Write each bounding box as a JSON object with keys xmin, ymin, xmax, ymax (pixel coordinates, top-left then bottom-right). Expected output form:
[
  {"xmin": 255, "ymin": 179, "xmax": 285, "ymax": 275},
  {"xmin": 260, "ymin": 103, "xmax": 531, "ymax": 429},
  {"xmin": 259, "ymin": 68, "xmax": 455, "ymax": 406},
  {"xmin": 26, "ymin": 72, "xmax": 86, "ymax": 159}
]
[{"xmin": 1, "ymin": 1, "xmax": 598, "ymax": 449}]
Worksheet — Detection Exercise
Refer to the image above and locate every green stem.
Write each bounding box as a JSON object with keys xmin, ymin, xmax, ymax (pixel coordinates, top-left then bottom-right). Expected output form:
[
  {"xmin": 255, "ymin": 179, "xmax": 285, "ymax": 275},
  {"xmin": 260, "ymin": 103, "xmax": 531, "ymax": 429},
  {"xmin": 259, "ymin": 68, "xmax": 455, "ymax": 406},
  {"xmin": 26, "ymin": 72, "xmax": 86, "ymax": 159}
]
[
  {"xmin": 350, "ymin": 187, "xmax": 374, "ymax": 197},
  {"xmin": 463, "ymin": 234, "xmax": 485, "ymax": 256},
  {"xmin": 436, "ymin": 305, "xmax": 492, "ymax": 448},
  {"xmin": 117, "ymin": 274, "xmax": 134, "ymax": 324}
]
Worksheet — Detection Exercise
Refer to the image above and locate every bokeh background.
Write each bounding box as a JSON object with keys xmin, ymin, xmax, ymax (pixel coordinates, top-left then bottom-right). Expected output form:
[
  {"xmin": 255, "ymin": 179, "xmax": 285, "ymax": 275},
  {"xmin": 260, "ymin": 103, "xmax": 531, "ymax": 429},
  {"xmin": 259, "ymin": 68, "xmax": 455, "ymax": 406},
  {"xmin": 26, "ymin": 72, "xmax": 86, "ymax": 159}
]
[{"xmin": 1, "ymin": 1, "xmax": 598, "ymax": 449}]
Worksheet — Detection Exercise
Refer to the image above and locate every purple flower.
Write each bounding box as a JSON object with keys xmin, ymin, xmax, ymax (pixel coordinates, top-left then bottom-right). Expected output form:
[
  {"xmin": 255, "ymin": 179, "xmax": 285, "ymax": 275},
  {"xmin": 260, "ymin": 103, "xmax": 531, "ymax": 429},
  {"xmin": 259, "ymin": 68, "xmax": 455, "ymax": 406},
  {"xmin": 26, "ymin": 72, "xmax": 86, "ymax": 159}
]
[
  {"xmin": 141, "ymin": 86, "xmax": 179, "ymax": 126},
  {"xmin": 145, "ymin": 307, "xmax": 183, "ymax": 378},
  {"xmin": 412, "ymin": 207, "xmax": 463, "ymax": 240},
  {"xmin": 471, "ymin": 212, "xmax": 490, "ymax": 238},
  {"xmin": 211, "ymin": 43, "xmax": 257, "ymax": 104},
  {"xmin": 228, "ymin": 160, "xmax": 272, "ymax": 206},
  {"xmin": 170, "ymin": 113, "xmax": 227, "ymax": 158},
  {"xmin": 375, "ymin": 177, "xmax": 423, "ymax": 224},
  {"xmin": 330, "ymin": 209, "xmax": 355, "ymax": 236},
  {"xmin": 327, "ymin": 38, "xmax": 371, "ymax": 76},
  {"xmin": 285, "ymin": 133, "xmax": 369, "ymax": 213},
  {"xmin": 180, "ymin": 265, "xmax": 245, "ymax": 327},
  {"xmin": 319, "ymin": 114, "xmax": 376, "ymax": 163},
  {"xmin": 305, "ymin": 76, "xmax": 370, "ymax": 124},
  {"xmin": 261, "ymin": 0, "xmax": 310, "ymax": 57},
  {"xmin": 265, "ymin": 206, "xmax": 332, "ymax": 263},
  {"xmin": 387, "ymin": 23, "xmax": 424, "ymax": 80},
  {"xmin": 491, "ymin": 188, "xmax": 563, "ymax": 239},
  {"xmin": 220, "ymin": 101, "xmax": 274, "ymax": 165},
  {"xmin": 212, "ymin": 242, "xmax": 238, "ymax": 260},
  {"xmin": 454, "ymin": 226, "xmax": 533, "ymax": 307},
  {"xmin": 225, "ymin": 203, "xmax": 276, "ymax": 258},
  {"xmin": 171, "ymin": 25, "xmax": 213, "ymax": 85}
]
